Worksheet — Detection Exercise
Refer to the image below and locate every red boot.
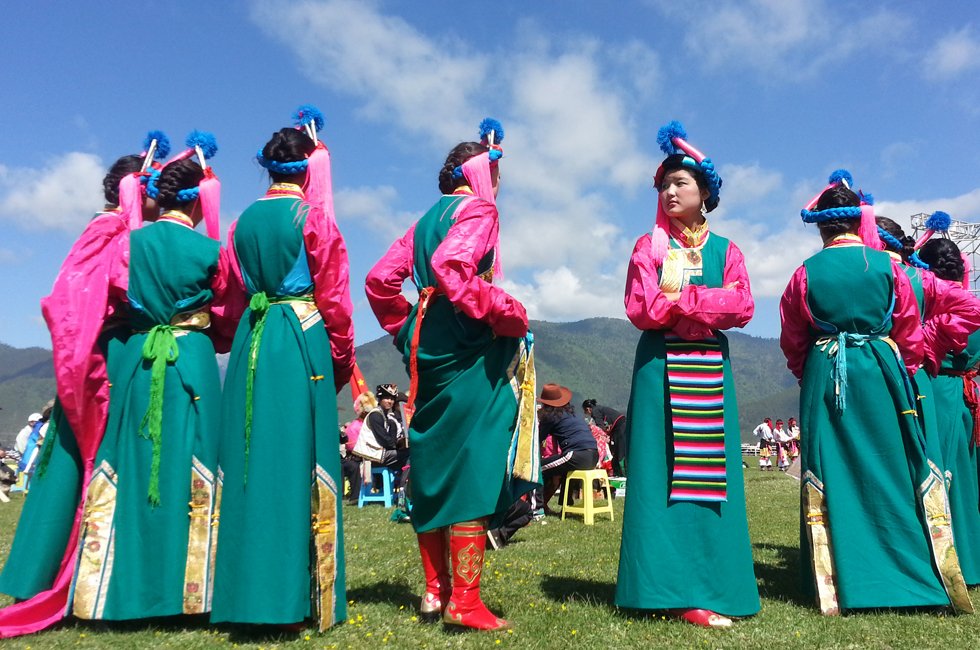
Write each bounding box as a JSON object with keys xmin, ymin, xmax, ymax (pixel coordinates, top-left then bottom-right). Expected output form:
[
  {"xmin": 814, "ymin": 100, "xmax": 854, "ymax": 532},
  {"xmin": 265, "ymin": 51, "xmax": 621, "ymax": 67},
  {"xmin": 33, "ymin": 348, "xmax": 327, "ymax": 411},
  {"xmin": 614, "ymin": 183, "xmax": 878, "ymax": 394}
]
[
  {"xmin": 417, "ymin": 529, "xmax": 451, "ymax": 616},
  {"xmin": 668, "ymin": 608, "xmax": 733, "ymax": 628},
  {"xmin": 443, "ymin": 519, "xmax": 510, "ymax": 631}
]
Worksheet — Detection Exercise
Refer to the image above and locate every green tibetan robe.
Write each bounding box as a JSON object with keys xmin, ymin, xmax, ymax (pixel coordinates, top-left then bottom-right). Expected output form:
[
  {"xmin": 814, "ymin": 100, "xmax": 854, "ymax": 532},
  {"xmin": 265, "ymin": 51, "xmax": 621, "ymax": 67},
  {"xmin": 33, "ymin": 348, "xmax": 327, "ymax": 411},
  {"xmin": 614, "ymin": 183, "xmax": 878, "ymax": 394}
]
[
  {"xmin": 0, "ymin": 329, "xmax": 128, "ymax": 600},
  {"xmin": 615, "ymin": 232, "xmax": 760, "ymax": 616},
  {"xmin": 70, "ymin": 219, "xmax": 223, "ymax": 620},
  {"xmin": 933, "ymin": 330, "xmax": 980, "ymax": 585},
  {"xmin": 901, "ymin": 263, "xmax": 946, "ymax": 479},
  {"xmin": 394, "ymin": 195, "xmax": 536, "ymax": 534},
  {"xmin": 795, "ymin": 245, "xmax": 971, "ymax": 613},
  {"xmin": 0, "ymin": 403, "xmax": 81, "ymax": 599},
  {"xmin": 210, "ymin": 194, "xmax": 346, "ymax": 630}
]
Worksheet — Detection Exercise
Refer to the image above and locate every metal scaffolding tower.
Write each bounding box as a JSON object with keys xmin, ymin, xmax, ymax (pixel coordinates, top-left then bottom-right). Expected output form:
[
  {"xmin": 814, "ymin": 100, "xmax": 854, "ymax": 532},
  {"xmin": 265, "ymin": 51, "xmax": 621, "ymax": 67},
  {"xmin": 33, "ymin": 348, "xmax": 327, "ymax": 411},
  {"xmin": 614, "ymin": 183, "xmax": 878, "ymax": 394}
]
[{"xmin": 910, "ymin": 213, "xmax": 980, "ymax": 295}]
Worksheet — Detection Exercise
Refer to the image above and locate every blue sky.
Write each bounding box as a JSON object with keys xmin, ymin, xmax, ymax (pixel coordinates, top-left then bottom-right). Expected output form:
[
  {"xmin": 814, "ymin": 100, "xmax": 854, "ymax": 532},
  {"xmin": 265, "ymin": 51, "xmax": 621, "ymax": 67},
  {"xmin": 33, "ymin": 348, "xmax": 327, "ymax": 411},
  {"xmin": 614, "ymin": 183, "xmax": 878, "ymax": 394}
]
[{"xmin": 2, "ymin": 0, "xmax": 979, "ymax": 349}]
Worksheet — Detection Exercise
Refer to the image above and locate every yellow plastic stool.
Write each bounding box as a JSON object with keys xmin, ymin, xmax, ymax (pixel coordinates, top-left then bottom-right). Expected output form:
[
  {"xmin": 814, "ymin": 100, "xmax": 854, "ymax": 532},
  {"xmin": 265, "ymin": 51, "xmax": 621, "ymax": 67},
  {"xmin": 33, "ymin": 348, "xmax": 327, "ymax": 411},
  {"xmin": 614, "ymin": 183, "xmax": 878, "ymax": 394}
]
[{"xmin": 561, "ymin": 468, "xmax": 614, "ymax": 525}]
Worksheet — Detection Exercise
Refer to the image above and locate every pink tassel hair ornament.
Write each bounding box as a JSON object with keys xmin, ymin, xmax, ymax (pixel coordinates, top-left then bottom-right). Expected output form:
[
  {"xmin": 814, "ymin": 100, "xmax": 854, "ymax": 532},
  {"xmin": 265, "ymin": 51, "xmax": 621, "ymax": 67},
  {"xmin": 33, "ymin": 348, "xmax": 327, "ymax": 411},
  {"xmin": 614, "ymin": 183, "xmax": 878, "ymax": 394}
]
[
  {"xmin": 117, "ymin": 172, "xmax": 144, "ymax": 231},
  {"xmin": 303, "ymin": 142, "xmax": 337, "ymax": 228},
  {"xmin": 858, "ymin": 205, "xmax": 883, "ymax": 250},
  {"xmin": 198, "ymin": 168, "xmax": 221, "ymax": 240}
]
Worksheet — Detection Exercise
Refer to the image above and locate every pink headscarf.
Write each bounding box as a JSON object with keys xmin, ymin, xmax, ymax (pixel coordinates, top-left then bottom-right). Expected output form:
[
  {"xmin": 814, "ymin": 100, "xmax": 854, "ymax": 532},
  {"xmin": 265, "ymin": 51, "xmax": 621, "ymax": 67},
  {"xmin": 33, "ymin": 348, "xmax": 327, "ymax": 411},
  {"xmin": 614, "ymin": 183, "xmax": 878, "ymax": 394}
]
[{"xmin": 460, "ymin": 150, "xmax": 503, "ymax": 279}]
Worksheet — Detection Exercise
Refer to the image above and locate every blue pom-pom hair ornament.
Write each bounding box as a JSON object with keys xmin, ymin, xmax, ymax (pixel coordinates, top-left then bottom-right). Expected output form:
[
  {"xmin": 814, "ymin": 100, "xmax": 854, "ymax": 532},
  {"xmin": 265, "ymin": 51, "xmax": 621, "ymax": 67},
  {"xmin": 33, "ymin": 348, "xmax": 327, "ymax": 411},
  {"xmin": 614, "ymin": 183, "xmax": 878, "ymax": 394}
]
[
  {"xmin": 144, "ymin": 130, "xmax": 221, "ymax": 240},
  {"xmin": 293, "ymin": 104, "xmax": 325, "ymax": 144},
  {"xmin": 913, "ymin": 210, "xmax": 953, "ymax": 251},
  {"xmin": 649, "ymin": 120, "xmax": 721, "ymax": 263},
  {"xmin": 185, "ymin": 130, "xmax": 219, "ymax": 169},
  {"xmin": 256, "ymin": 104, "xmax": 327, "ymax": 174},
  {"xmin": 799, "ymin": 169, "xmax": 882, "ymax": 250},
  {"xmin": 452, "ymin": 117, "xmax": 505, "ymax": 179},
  {"xmin": 140, "ymin": 130, "xmax": 171, "ymax": 172}
]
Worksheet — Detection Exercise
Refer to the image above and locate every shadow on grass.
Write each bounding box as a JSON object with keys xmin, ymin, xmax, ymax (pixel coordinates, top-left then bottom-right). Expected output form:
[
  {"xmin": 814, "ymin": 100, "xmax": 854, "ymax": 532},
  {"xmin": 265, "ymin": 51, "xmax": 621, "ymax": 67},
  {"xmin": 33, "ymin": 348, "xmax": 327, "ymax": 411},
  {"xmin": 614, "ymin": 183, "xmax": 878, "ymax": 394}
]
[
  {"xmin": 75, "ymin": 613, "xmax": 212, "ymax": 634},
  {"xmin": 540, "ymin": 575, "xmax": 616, "ymax": 610},
  {"xmin": 753, "ymin": 542, "xmax": 808, "ymax": 606},
  {"xmin": 348, "ymin": 579, "xmax": 417, "ymax": 608}
]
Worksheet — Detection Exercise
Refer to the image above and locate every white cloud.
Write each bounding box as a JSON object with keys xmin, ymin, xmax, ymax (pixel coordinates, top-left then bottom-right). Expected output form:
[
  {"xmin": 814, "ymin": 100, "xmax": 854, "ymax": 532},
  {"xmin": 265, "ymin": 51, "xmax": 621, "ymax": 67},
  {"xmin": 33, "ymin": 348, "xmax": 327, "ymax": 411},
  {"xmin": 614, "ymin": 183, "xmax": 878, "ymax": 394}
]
[
  {"xmin": 251, "ymin": 0, "xmax": 655, "ymax": 324},
  {"xmin": 875, "ymin": 188, "xmax": 980, "ymax": 230},
  {"xmin": 500, "ymin": 266, "xmax": 625, "ymax": 322},
  {"xmin": 879, "ymin": 142, "xmax": 917, "ymax": 180},
  {"xmin": 713, "ymin": 217, "xmax": 821, "ymax": 298},
  {"xmin": 334, "ymin": 184, "xmax": 420, "ymax": 241},
  {"xmin": 604, "ymin": 39, "xmax": 661, "ymax": 101},
  {"xmin": 716, "ymin": 163, "xmax": 783, "ymax": 210},
  {"xmin": 0, "ymin": 152, "xmax": 104, "ymax": 233},
  {"xmin": 250, "ymin": 0, "xmax": 483, "ymax": 143},
  {"xmin": 649, "ymin": 0, "xmax": 909, "ymax": 77},
  {"xmin": 923, "ymin": 27, "xmax": 980, "ymax": 80},
  {"xmin": 0, "ymin": 248, "xmax": 20, "ymax": 264}
]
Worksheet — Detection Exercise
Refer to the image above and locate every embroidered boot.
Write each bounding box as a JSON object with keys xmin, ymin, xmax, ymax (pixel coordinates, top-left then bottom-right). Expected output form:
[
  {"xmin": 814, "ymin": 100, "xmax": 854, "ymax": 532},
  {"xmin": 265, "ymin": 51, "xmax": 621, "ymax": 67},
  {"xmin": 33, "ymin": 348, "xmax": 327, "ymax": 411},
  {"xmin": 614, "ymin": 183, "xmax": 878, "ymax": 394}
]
[
  {"xmin": 443, "ymin": 519, "xmax": 509, "ymax": 630},
  {"xmin": 417, "ymin": 529, "xmax": 451, "ymax": 616}
]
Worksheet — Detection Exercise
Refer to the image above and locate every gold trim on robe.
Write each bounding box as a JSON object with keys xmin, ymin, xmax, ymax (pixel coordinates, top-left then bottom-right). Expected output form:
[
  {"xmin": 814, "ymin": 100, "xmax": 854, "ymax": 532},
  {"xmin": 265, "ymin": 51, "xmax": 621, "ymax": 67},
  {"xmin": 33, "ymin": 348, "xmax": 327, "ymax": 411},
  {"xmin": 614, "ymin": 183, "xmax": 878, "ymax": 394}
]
[
  {"xmin": 183, "ymin": 456, "xmax": 217, "ymax": 614},
  {"xmin": 72, "ymin": 461, "xmax": 119, "ymax": 619},
  {"xmin": 802, "ymin": 470, "xmax": 840, "ymax": 616},
  {"xmin": 507, "ymin": 337, "xmax": 538, "ymax": 484},
  {"xmin": 311, "ymin": 465, "xmax": 339, "ymax": 631},
  {"xmin": 919, "ymin": 461, "xmax": 974, "ymax": 613}
]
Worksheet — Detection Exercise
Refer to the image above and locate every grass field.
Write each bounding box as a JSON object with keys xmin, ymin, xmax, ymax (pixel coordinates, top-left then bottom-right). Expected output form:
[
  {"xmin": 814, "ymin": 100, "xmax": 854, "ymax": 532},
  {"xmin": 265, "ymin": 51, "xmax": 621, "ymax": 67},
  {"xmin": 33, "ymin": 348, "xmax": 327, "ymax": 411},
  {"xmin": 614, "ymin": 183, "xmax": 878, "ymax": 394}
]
[{"xmin": 1, "ymin": 464, "xmax": 979, "ymax": 649}]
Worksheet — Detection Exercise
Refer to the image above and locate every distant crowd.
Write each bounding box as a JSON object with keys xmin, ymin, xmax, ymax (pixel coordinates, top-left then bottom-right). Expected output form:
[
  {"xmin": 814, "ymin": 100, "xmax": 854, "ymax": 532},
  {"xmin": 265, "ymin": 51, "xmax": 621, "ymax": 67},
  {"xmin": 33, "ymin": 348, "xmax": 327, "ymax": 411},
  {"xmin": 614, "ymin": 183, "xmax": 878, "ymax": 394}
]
[{"xmin": 752, "ymin": 417, "xmax": 800, "ymax": 471}]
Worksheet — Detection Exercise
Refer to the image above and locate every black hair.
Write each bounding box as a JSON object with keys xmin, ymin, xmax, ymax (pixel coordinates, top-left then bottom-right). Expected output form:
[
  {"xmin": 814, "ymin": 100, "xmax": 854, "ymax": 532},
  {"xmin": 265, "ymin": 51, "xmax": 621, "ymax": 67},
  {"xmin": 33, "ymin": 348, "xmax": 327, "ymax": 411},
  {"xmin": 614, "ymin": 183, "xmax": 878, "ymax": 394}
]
[
  {"xmin": 262, "ymin": 127, "xmax": 316, "ymax": 183},
  {"xmin": 919, "ymin": 238, "xmax": 965, "ymax": 283},
  {"xmin": 539, "ymin": 402, "xmax": 575, "ymax": 423},
  {"xmin": 815, "ymin": 185, "xmax": 860, "ymax": 238},
  {"xmin": 582, "ymin": 399, "xmax": 597, "ymax": 410},
  {"xmin": 154, "ymin": 159, "xmax": 204, "ymax": 211},
  {"xmin": 875, "ymin": 216, "xmax": 916, "ymax": 262},
  {"xmin": 438, "ymin": 141, "xmax": 489, "ymax": 195},
  {"xmin": 102, "ymin": 154, "xmax": 144, "ymax": 205},
  {"xmin": 658, "ymin": 154, "xmax": 717, "ymax": 212}
]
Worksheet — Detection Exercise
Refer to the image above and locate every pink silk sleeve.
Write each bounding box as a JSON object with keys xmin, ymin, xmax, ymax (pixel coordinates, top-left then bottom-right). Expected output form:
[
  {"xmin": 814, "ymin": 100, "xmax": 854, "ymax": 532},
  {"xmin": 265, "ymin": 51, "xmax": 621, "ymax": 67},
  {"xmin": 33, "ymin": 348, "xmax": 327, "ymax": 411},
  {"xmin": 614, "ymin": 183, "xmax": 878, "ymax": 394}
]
[
  {"xmin": 921, "ymin": 273, "xmax": 980, "ymax": 375},
  {"xmin": 431, "ymin": 199, "xmax": 528, "ymax": 338},
  {"xmin": 624, "ymin": 233, "xmax": 681, "ymax": 331},
  {"xmin": 675, "ymin": 241, "xmax": 755, "ymax": 331},
  {"xmin": 105, "ymin": 225, "xmax": 130, "ymax": 324},
  {"xmin": 208, "ymin": 223, "xmax": 247, "ymax": 355},
  {"xmin": 779, "ymin": 265, "xmax": 813, "ymax": 381},
  {"xmin": 304, "ymin": 211, "xmax": 356, "ymax": 392},
  {"xmin": 891, "ymin": 266, "xmax": 924, "ymax": 374},
  {"xmin": 365, "ymin": 224, "xmax": 416, "ymax": 336},
  {"xmin": 2, "ymin": 213, "xmax": 131, "ymax": 637}
]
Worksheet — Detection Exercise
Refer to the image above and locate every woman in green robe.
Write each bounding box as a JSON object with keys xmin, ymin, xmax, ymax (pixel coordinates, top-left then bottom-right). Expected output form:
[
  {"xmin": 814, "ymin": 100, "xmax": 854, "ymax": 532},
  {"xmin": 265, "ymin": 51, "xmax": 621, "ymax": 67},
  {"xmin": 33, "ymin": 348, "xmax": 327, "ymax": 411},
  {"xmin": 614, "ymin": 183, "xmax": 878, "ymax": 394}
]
[
  {"xmin": 366, "ymin": 119, "xmax": 538, "ymax": 631},
  {"xmin": 614, "ymin": 122, "xmax": 759, "ymax": 628},
  {"xmin": 71, "ymin": 136, "xmax": 237, "ymax": 621},
  {"xmin": 210, "ymin": 109, "xmax": 355, "ymax": 631},
  {"xmin": 918, "ymin": 237, "xmax": 980, "ymax": 586},
  {"xmin": 0, "ymin": 148, "xmax": 149, "ymax": 602},
  {"xmin": 780, "ymin": 174, "xmax": 972, "ymax": 614},
  {"xmin": 876, "ymin": 216, "xmax": 980, "ymax": 483}
]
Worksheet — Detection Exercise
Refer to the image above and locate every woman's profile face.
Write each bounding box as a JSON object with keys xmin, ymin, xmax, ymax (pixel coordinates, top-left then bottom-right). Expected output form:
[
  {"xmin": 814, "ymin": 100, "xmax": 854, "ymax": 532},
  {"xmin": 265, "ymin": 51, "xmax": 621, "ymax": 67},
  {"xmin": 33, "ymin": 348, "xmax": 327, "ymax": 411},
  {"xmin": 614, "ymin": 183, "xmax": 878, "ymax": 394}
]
[
  {"xmin": 659, "ymin": 168, "xmax": 708, "ymax": 219},
  {"xmin": 142, "ymin": 196, "xmax": 160, "ymax": 222}
]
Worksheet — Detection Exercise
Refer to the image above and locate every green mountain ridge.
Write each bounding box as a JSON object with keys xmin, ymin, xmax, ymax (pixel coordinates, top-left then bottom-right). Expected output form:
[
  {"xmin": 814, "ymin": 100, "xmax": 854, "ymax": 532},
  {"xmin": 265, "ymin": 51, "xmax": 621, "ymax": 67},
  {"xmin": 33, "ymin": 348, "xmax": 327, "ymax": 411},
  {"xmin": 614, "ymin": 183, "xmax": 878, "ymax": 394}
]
[
  {"xmin": 347, "ymin": 317, "xmax": 798, "ymax": 440},
  {"xmin": 0, "ymin": 318, "xmax": 798, "ymax": 444}
]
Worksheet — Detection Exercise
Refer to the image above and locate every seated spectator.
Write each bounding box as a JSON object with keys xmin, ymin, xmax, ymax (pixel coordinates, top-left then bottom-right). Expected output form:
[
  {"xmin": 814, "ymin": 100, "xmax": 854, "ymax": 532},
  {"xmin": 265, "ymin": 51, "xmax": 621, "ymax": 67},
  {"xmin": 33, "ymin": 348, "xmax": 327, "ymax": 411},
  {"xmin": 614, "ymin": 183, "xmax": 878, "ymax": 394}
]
[
  {"xmin": 487, "ymin": 495, "xmax": 534, "ymax": 550},
  {"xmin": 366, "ymin": 383, "xmax": 410, "ymax": 486},
  {"xmin": 14, "ymin": 413, "xmax": 41, "ymax": 457},
  {"xmin": 342, "ymin": 392, "xmax": 378, "ymax": 504},
  {"xmin": 582, "ymin": 399, "xmax": 627, "ymax": 476},
  {"xmin": 537, "ymin": 383, "xmax": 599, "ymax": 515}
]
